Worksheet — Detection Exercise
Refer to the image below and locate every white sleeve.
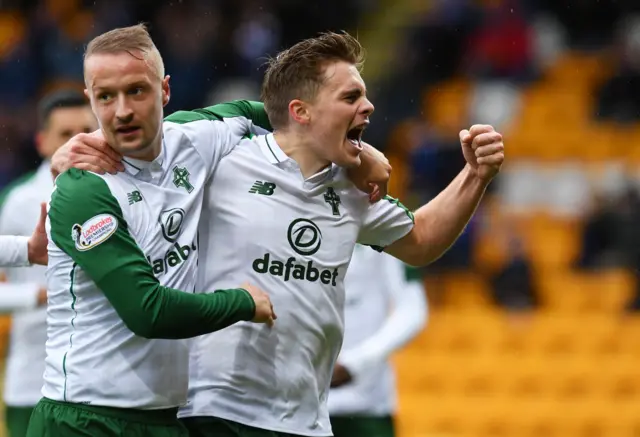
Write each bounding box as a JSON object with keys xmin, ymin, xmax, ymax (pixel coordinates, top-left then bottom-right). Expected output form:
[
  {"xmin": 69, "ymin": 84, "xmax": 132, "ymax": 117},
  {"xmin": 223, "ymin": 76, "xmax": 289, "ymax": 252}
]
[
  {"xmin": 0, "ymin": 188, "xmax": 31, "ymax": 267},
  {"xmin": 0, "ymin": 235, "xmax": 30, "ymax": 268},
  {"xmin": 163, "ymin": 101, "xmax": 271, "ymax": 179},
  {"xmin": 338, "ymin": 254, "xmax": 428, "ymax": 379},
  {"xmin": 0, "ymin": 281, "xmax": 40, "ymax": 311},
  {"xmin": 357, "ymin": 195, "xmax": 415, "ymax": 250}
]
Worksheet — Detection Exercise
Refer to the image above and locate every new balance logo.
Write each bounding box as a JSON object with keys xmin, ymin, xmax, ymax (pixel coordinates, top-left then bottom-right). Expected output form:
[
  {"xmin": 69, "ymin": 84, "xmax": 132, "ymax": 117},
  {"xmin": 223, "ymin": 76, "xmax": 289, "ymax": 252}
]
[
  {"xmin": 127, "ymin": 190, "xmax": 143, "ymax": 205},
  {"xmin": 249, "ymin": 181, "xmax": 276, "ymax": 196}
]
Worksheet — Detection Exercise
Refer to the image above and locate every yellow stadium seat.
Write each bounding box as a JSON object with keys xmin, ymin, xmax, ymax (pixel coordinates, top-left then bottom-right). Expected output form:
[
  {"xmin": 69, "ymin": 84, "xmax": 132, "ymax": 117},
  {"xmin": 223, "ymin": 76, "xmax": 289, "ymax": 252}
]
[
  {"xmin": 544, "ymin": 52, "xmax": 613, "ymax": 87},
  {"xmin": 537, "ymin": 270, "xmax": 635, "ymax": 313},
  {"xmin": 439, "ymin": 273, "xmax": 492, "ymax": 309},
  {"xmin": 395, "ymin": 301, "xmax": 640, "ymax": 436},
  {"xmin": 521, "ymin": 214, "xmax": 582, "ymax": 271}
]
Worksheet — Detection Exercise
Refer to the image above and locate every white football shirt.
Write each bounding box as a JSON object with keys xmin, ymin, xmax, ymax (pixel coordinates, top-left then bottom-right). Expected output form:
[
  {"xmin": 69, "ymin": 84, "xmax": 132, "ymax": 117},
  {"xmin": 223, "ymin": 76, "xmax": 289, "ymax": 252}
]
[
  {"xmin": 181, "ymin": 133, "xmax": 415, "ymax": 436},
  {"xmin": 44, "ymin": 103, "xmax": 269, "ymax": 409}
]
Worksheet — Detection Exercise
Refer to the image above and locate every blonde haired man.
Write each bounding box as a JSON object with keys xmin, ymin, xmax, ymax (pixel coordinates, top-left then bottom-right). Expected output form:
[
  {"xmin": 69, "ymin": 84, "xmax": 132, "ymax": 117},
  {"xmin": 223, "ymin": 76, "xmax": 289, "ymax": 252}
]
[{"xmin": 27, "ymin": 24, "xmax": 277, "ymax": 437}]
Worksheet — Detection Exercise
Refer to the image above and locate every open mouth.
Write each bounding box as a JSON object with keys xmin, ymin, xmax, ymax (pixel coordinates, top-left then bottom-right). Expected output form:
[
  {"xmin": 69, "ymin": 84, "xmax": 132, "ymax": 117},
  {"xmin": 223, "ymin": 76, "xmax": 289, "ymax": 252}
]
[
  {"xmin": 346, "ymin": 123, "xmax": 367, "ymax": 151},
  {"xmin": 116, "ymin": 126, "xmax": 140, "ymax": 135}
]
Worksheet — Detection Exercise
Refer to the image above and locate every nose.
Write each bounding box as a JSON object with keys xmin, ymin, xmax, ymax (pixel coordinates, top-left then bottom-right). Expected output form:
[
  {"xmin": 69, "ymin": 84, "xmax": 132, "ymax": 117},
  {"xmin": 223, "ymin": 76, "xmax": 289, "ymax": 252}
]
[
  {"xmin": 360, "ymin": 97, "xmax": 374, "ymax": 117},
  {"xmin": 115, "ymin": 94, "xmax": 134, "ymax": 121}
]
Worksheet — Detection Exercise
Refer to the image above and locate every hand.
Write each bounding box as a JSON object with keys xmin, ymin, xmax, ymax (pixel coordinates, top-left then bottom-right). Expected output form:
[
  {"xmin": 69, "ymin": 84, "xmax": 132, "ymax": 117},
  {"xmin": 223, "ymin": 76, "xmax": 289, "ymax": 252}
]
[
  {"xmin": 347, "ymin": 142, "xmax": 391, "ymax": 203},
  {"xmin": 50, "ymin": 130, "xmax": 124, "ymax": 178},
  {"xmin": 36, "ymin": 287, "xmax": 47, "ymax": 307},
  {"xmin": 28, "ymin": 203, "xmax": 48, "ymax": 266},
  {"xmin": 459, "ymin": 124, "xmax": 504, "ymax": 183},
  {"xmin": 330, "ymin": 362, "xmax": 353, "ymax": 388},
  {"xmin": 241, "ymin": 282, "xmax": 277, "ymax": 327}
]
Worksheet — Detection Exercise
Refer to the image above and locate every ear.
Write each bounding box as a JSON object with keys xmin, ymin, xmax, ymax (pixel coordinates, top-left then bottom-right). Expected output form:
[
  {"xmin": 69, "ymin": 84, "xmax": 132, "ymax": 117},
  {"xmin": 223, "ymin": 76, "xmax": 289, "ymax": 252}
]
[
  {"xmin": 162, "ymin": 75, "xmax": 171, "ymax": 107},
  {"xmin": 288, "ymin": 99, "xmax": 310, "ymax": 125},
  {"xmin": 83, "ymin": 88, "xmax": 89, "ymax": 99}
]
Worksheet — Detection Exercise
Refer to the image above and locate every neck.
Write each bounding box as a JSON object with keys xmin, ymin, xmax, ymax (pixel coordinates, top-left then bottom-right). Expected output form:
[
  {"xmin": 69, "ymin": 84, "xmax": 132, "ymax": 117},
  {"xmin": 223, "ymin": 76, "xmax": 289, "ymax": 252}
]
[
  {"xmin": 273, "ymin": 130, "xmax": 330, "ymax": 179},
  {"xmin": 123, "ymin": 131, "xmax": 162, "ymax": 162}
]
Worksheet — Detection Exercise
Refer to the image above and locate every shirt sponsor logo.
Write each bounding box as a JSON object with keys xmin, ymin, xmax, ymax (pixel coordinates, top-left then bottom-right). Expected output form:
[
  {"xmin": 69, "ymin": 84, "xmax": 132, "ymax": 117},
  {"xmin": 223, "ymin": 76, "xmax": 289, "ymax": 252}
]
[
  {"xmin": 287, "ymin": 218, "xmax": 322, "ymax": 256},
  {"xmin": 252, "ymin": 254, "xmax": 339, "ymax": 286},
  {"xmin": 71, "ymin": 214, "xmax": 118, "ymax": 251},
  {"xmin": 159, "ymin": 208, "xmax": 185, "ymax": 243},
  {"xmin": 150, "ymin": 208, "xmax": 195, "ymax": 275},
  {"xmin": 252, "ymin": 218, "xmax": 339, "ymax": 286},
  {"xmin": 147, "ymin": 241, "xmax": 197, "ymax": 276}
]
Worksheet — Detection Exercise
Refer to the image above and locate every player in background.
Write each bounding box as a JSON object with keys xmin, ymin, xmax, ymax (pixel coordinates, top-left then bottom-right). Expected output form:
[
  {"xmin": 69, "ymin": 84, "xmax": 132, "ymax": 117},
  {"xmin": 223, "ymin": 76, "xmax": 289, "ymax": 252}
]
[
  {"xmin": 175, "ymin": 32, "xmax": 502, "ymax": 437},
  {"xmin": 328, "ymin": 245, "xmax": 428, "ymax": 437},
  {"xmin": 0, "ymin": 90, "xmax": 97, "ymax": 437},
  {"xmin": 0, "ymin": 205, "xmax": 48, "ymax": 267},
  {"xmin": 26, "ymin": 25, "xmax": 276, "ymax": 437}
]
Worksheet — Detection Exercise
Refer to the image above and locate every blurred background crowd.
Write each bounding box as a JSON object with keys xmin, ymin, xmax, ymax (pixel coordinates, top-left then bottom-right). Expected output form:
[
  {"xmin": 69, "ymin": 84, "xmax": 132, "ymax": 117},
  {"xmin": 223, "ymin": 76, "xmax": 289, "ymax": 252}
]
[{"xmin": 2, "ymin": 0, "xmax": 640, "ymax": 436}]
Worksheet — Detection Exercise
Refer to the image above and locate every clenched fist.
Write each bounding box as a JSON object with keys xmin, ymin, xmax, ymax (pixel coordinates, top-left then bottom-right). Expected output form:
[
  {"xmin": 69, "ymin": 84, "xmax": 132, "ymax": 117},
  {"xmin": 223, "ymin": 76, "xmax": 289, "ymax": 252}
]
[
  {"xmin": 459, "ymin": 124, "xmax": 504, "ymax": 183},
  {"xmin": 241, "ymin": 282, "xmax": 277, "ymax": 327}
]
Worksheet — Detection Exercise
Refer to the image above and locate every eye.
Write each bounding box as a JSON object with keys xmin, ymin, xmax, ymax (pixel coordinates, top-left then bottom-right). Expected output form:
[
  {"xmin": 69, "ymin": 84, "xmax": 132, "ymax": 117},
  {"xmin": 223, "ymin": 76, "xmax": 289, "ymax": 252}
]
[
  {"xmin": 129, "ymin": 87, "xmax": 144, "ymax": 96},
  {"xmin": 345, "ymin": 95, "xmax": 358, "ymax": 104},
  {"xmin": 97, "ymin": 93, "xmax": 111, "ymax": 102}
]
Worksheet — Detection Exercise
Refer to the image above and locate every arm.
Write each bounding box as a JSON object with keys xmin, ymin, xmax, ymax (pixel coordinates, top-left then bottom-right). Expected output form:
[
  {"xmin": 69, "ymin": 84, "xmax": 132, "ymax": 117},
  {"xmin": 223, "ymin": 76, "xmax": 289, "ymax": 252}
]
[
  {"xmin": 165, "ymin": 100, "xmax": 272, "ymax": 132},
  {"xmin": 338, "ymin": 256, "xmax": 428, "ymax": 379},
  {"xmin": 385, "ymin": 165, "xmax": 486, "ymax": 266},
  {"xmin": 50, "ymin": 101, "xmax": 273, "ymax": 178},
  {"xmin": 0, "ymin": 178, "xmax": 46, "ymax": 267},
  {"xmin": 0, "ymin": 283, "xmax": 44, "ymax": 312},
  {"xmin": 50, "ymin": 169, "xmax": 258, "ymax": 339},
  {"xmin": 384, "ymin": 125, "xmax": 504, "ymax": 266},
  {"xmin": 165, "ymin": 100, "xmax": 273, "ymax": 178},
  {"xmin": 0, "ymin": 236, "xmax": 31, "ymax": 267}
]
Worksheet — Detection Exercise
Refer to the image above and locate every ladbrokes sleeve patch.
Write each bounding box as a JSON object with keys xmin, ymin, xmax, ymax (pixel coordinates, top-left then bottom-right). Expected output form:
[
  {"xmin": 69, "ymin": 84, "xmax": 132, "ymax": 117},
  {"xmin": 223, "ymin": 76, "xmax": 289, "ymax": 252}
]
[{"xmin": 72, "ymin": 214, "xmax": 118, "ymax": 251}]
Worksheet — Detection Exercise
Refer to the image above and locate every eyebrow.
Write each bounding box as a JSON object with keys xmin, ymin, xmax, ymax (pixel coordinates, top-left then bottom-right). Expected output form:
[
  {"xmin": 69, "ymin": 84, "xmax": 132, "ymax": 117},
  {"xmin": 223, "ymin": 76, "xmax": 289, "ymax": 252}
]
[
  {"xmin": 93, "ymin": 80, "xmax": 149, "ymax": 92},
  {"xmin": 340, "ymin": 87, "xmax": 365, "ymax": 98}
]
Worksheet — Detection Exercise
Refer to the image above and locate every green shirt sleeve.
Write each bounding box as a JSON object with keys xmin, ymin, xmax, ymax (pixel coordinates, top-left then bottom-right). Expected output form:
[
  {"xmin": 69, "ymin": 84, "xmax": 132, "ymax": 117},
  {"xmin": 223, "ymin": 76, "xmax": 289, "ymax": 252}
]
[
  {"xmin": 164, "ymin": 100, "xmax": 272, "ymax": 131},
  {"xmin": 49, "ymin": 169, "xmax": 256, "ymax": 339}
]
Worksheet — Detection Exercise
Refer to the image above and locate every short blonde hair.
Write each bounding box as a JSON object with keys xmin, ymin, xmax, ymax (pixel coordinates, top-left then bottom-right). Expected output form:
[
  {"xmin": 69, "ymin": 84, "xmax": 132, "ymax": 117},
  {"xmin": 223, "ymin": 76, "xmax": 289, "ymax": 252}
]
[{"xmin": 84, "ymin": 24, "xmax": 165, "ymax": 82}]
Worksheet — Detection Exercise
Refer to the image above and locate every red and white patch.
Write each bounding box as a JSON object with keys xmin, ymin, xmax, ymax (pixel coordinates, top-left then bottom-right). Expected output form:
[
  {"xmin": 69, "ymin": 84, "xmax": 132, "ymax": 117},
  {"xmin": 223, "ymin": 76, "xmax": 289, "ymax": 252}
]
[{"xmin": 71, "ymin": 214, "xmax": 118, "ymax": 251}]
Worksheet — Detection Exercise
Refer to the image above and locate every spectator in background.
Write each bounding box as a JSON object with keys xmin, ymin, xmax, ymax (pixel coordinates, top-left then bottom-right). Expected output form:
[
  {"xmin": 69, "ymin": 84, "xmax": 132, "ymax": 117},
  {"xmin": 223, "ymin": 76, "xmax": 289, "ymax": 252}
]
[
  {"xmin": 491, "ymin": 234, "xmax": 538, "ymax": 312},
  {"xmin": 463, "ymin": 0, "xmax": 535, "ymax": 83},
  {"xmin": 0, "ymin": 11, "xmax": 41, "ymax": 184},
  {"xmin": 232, "ymin": 0, "xmax": 280, "ymax": 82},
  {"xmin": 577, "ymin": 185, "xmax": 640, "ymax": 270},
  {"xmin": 33, "ymin": 0, "xmax": 94, "ymax": 87},
  {"xmin": 153, "ymin": 1, "xmax": 223, "ymax": 114},
  {"xmin": 576, "ymin": 192, "xmax": 622, "ymax": 269},
  {"xmin": 595, "ymin": 16, "xmax": 640, "ymax": 124},
  {"xmin": 535, "ymin": 0, "xmax": 620, "ymax": 50}
]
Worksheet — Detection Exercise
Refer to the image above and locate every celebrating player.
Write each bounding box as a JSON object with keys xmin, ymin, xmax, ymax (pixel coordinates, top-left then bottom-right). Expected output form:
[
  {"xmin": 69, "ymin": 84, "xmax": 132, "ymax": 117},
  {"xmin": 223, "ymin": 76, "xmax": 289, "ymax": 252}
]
[
  {"xmin": 26, "ymin": 25, "xmax": 277, "ymax": 437},
  {"xmin": 176, "ymin": 32, "xmax": 503, "ymax": 437}
]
